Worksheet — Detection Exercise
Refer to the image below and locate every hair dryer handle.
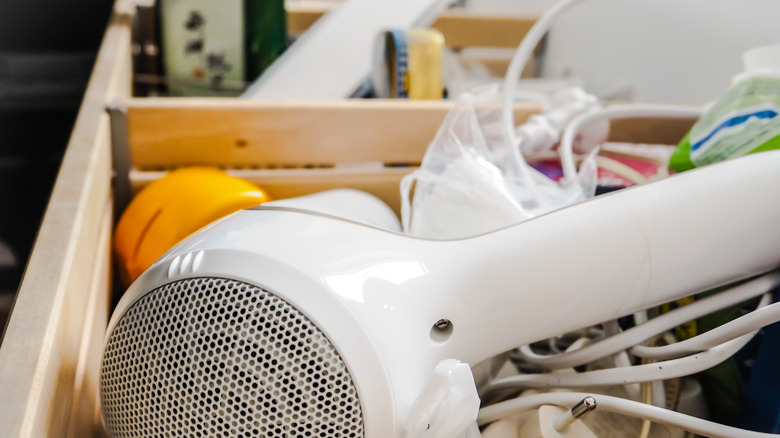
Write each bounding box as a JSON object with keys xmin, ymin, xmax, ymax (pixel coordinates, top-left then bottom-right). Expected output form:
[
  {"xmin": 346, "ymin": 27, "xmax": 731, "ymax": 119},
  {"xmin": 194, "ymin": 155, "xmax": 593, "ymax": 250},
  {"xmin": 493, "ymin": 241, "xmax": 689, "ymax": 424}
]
[{"xmin": 451, "ymin": 151, "xmax": 780, "ymax": 363}]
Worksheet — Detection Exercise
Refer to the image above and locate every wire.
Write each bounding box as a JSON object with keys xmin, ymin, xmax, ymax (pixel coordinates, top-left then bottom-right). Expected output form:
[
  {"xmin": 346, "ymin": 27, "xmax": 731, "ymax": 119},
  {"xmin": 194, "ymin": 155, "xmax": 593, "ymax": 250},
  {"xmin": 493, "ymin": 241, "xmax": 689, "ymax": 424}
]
[
  {"xmin": 524, "ymin": 150, "xmax": 655, "ymax": 185},
  {"xmin": 501, "ymin": 0, "xmax": 702, "ymax": 186},
  {"xmin": 639, "ymin": 380, "xmax": 653, "ymax": 438},
  {"xmin": 507, "ymin": 327, "xmax": 606, "ymax": 374},
  {"xmin": 477, "ymin": 391, "xmax": 780, "ymax": 438},
  {"xmin": 558, "ymin": 105, "xmax": 702, "ymax": 183},
  {"xmin": 515, "ymin": 270, "xmax": 780, "ymax": 369},
  {"xmin": 486, "ymin": 332, "xmax": 752, "ymax": 394},
  {"xmin": 639, "ymin": 332, "xmax": 668, "ymax": 438},
  {"xmin": 501, "ymin": 0, "xmax": 585, "ymax": 187},
  {"xmin": 604, "ymin": 320, "xmax": 642, "ymax": 401},
  {"xmin": 631, "ymin": 297, "xmax": 780, "ymax": 360},
  {"xmin": 596, "ymin": 155, "xmax": 649, "ymax": 185},
  {"xmin": 482, "ymin": 294, "xmax": 771, "ymax": 398}
]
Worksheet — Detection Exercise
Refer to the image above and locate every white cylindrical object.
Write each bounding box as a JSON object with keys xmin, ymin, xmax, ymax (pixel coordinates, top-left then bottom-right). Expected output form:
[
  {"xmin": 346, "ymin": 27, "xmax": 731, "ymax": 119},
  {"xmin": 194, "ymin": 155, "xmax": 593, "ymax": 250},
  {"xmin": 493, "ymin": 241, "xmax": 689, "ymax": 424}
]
[{"xmin": 743, "ymin": 44, "xmax": 780, "ymax": 73}]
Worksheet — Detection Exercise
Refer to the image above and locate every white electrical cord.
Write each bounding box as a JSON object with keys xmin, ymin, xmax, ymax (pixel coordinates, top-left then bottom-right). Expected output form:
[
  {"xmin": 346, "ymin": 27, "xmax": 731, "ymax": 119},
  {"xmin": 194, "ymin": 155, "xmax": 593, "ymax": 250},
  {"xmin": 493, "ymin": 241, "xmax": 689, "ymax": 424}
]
[
  {"xmin": 633, "ymin": 310, "xmax": 669, "ymax": 409},
  {"xmin": 558, "ymin": 105, "xmax": 702, "ymax": 183},
  {"xmin": 501, "ymin": 0, "xmax": 702, "ymax": 187},
  {"xmin": 501, "ymin": 0, "xmax": 585, "ymax": 186},
  {"xmin": 477, "ymin": 391, "xmax": 780, "ymax": 438},
  {"xmin": 482, "ymin": 294, "xmax": 770, "ymax": 398},
  {"xmin": 603, "ymin": 320, "xmax": 641, "ymax": 401},
  {"xmin": 515, "ymin": 270, "xmax": 780, "ymax": 369},
  {"xmin": 631, "ymin": 298, "xmax": 780, "ymax": 361}
]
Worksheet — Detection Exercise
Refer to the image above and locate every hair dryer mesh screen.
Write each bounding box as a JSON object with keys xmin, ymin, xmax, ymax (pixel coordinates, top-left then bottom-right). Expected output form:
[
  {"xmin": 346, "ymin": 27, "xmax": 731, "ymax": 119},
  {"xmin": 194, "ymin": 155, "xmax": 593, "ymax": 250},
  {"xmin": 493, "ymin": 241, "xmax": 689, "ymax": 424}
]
[{"xmin": 100, "ymin": 277, "xmax": 364, "ymax": 437}]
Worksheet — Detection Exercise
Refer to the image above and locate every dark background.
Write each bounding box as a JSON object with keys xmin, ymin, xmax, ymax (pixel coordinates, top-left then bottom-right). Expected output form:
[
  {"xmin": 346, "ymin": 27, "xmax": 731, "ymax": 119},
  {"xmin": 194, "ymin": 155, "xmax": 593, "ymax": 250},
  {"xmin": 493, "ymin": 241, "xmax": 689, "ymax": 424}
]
[{"xmin": 0, "ymin": 0, "xmax": 114, "ymax": 327}]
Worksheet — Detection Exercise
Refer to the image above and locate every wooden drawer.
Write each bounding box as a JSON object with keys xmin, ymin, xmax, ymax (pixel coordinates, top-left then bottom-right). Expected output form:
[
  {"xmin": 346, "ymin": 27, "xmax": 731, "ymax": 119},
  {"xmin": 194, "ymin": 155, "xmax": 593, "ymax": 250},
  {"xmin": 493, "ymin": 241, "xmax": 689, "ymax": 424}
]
[{"xmin": 0, "ymin": 3, "xmax": 694, "ymax": 438}]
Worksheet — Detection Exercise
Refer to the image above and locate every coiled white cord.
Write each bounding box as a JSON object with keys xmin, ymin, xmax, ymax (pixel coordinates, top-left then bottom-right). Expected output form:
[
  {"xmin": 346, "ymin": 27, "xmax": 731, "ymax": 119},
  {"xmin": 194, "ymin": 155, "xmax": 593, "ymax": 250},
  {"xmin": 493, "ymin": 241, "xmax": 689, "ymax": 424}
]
[
  {"xmin": 501, "ymin": 0, "xmax": 585, "ymax": 186},
  {"xmin": 501, "ymin": 0, "xmax": 701, "ymax": 186},
  {"xmin": 482, "ymin": 308, "xmax": 762, "ymax": 395},
  {"xmin": 557, "ymin": 105, "xmax": 702, "ymax": 183},
  {"xmin": 516, "ymin": 271, "xmax": 780, "ymax": 369},
  {"xmin": 631, "ymin": 298, "xmax": 780, "ymax": 361}
]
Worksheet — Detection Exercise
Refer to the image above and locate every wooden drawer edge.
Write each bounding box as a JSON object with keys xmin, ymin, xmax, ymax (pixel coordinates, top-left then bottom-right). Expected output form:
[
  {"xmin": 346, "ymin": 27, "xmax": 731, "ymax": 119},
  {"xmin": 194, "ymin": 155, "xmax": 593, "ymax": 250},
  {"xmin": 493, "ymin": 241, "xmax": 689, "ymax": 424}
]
[
  {"xmin": 286, "ymin": 2, "xmax": 538, "ymax": 48},
  {"xmin": 115, "ymin": 98, "xmax": 544, "ymax": 169},
  {"xmin": 0, "ymin": 9, "xmax": 131, "ymax": 438}
]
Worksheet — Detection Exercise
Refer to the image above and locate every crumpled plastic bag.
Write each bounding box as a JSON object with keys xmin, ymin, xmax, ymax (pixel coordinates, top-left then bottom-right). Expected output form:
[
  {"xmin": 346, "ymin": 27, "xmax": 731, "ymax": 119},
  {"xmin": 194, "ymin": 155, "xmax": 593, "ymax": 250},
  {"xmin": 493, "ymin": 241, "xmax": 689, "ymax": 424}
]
[
  {"xmin": 403, "ymin": 359, "xmax": 482, "ymax": 438},
  {"xmin": 401, "ymin": 86, "xmax": 598, "ymax": 239}
]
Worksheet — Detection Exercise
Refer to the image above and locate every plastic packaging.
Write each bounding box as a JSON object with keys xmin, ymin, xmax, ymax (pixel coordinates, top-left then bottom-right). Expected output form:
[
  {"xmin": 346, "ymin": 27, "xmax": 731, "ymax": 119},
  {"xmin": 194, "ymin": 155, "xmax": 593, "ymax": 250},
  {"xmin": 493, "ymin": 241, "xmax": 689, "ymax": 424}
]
[
  {"xmin": 403, "ymin": 359, "xmax": 481, "ymax": 438},
  {"xmin": 400, "ymin": 86, "xmax": 598, "ymax": 239},
  {"xmin": 669, "ymin": 44, "xmax": 780, "ymax": 172}
]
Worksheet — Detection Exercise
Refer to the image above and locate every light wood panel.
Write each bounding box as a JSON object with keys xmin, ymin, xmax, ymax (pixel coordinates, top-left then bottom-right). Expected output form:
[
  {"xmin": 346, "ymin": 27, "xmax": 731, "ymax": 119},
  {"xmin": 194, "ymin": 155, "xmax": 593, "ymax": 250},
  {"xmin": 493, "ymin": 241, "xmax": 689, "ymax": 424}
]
[
  {"xmin": 124, "ymin": 110, "xmax": 697, "ymax": 216},
  {"xmin": 286, "ymin": 2, "xmax": 537, "ymax": 48},
  {"xmin": 286, "ymin": 1, "xmax": 340, "ymax": 34},
  {"xmin": 0, "ymin": 7, "xmax": 131, "ymax": 438},
  {"xmin": 122, "ymin": 99, "xmax": 544, "ymax": 169},
  {"xmin": 430, "ymin": 9, "xmax": 536, "ymax": 49},
  {"xmin": 608, "ymin": 116, "xmax": 696, "ymax": 145},
  {"xmin": 65, "ymin": 199, "xmax": 112, "ymax": 438},
  {"xmin": 130, "ymin": 165, "xmax": 414, "ymax": 216}
]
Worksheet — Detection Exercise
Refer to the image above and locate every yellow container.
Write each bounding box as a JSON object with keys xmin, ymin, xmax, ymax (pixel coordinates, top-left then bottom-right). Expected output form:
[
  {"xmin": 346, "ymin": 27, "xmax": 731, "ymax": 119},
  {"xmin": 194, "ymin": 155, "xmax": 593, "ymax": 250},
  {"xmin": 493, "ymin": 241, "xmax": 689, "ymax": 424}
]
[{"xmin": 114, "ymin": 167, "xmax": 269, "ymax": 286}]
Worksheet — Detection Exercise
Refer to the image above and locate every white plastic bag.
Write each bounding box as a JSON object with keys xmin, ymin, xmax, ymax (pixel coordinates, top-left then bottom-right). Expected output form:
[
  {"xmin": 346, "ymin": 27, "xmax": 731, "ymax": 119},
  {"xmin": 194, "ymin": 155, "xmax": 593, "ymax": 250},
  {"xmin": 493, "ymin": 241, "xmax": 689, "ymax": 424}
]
[
  {"xmin": 401, "ymin": 86, "xmax": 598, "ymax": 239},
  {"xmin": 403, "ymin": 359, "xmax": 482, "ymax": 438}
]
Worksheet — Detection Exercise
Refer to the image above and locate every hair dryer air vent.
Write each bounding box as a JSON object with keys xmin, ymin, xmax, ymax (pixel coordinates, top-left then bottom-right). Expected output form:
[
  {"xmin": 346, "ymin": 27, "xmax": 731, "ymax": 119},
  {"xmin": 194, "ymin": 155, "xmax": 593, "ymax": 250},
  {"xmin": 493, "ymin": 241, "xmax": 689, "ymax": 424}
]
[{"xmin": 100, "ymin": 277, "xmax": 364, "ymax": 437}]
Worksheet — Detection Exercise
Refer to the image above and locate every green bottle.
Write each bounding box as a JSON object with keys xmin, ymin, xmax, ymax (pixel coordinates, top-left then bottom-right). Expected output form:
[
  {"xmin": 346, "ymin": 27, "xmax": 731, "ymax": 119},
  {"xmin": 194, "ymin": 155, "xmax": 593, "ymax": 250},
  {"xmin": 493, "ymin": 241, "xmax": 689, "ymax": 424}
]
[{"xmin": 245, "ymin": 0, "xmax": 287, "ymax": 83}]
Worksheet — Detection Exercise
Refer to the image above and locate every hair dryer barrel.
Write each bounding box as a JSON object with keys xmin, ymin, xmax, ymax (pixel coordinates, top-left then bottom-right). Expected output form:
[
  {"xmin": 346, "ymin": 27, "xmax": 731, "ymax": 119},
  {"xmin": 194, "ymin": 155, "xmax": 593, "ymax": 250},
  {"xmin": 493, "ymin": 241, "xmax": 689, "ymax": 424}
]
[{"xmin": 445, "ymin": 150, "xmax": 780, "ymax": 364}]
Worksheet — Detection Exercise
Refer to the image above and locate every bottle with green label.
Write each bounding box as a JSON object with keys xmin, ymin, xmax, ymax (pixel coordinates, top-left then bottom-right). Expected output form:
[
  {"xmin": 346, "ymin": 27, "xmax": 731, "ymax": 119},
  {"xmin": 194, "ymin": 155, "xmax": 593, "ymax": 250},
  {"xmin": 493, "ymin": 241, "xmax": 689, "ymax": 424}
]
[
  {"xmin": 245, "ymin": 0, "xmax": 287, "ymax": 82},
  {"xmin": 669, "ymin": 45, "xmax": 780, "ymax": 172},
  {"xmin": 159, "ymin": 0, "xmax": 286, "ymax": 97}
]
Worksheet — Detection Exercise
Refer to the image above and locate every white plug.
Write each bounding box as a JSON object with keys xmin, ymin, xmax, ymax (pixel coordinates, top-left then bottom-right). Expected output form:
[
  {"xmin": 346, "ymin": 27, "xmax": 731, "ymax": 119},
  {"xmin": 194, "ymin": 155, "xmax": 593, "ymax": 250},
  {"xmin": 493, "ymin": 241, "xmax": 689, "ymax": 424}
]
[
  {"xmin": 515, "ymin": 87, "xmax": 607, "ymax": 155},
  {"xmin": 482, "ymin": 395, "xmax": 598, "ymax": 438},
  {"xmin": 516, "ymin": 403, "xmax": 598, "ymax": 438}
]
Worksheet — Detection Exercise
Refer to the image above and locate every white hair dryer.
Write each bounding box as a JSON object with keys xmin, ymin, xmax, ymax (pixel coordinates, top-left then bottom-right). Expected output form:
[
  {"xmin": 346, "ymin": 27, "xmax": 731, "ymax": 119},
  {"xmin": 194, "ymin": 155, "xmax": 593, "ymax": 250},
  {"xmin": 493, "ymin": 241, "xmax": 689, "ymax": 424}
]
[{"xmin": 100, "ymin": 151, "xmax": 780, "ymax": 438}]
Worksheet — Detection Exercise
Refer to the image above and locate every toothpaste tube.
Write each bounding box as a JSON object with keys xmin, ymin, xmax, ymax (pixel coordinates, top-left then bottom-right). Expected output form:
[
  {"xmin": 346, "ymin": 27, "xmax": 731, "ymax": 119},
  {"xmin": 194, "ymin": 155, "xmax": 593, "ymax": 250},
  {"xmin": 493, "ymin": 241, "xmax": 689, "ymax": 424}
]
[{"xmin": 669, "ymin": 45, "xmax": 780, "ymax": 172}]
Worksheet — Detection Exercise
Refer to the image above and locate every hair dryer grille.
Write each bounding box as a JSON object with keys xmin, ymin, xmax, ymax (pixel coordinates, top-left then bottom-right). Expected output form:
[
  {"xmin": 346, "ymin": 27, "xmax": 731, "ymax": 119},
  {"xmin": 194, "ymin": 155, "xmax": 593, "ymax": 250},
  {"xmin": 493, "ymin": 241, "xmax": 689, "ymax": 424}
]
[{"xmin": 100, "ymin": 277, "xmax": 363, "ymax": 438}]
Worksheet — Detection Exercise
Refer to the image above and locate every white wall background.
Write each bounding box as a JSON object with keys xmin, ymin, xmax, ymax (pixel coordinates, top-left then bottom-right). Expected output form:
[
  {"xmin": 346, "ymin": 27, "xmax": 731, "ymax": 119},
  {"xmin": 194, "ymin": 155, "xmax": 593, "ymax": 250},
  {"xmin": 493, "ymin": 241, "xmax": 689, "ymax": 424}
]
[
  {"xmin": 465, "ymin": 0, "xmax": 558, "ymax": 15},
  {"xmin": 466, "ymin": 0, "xmax": 780, "ymax": 105}
]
